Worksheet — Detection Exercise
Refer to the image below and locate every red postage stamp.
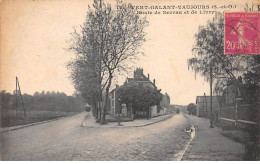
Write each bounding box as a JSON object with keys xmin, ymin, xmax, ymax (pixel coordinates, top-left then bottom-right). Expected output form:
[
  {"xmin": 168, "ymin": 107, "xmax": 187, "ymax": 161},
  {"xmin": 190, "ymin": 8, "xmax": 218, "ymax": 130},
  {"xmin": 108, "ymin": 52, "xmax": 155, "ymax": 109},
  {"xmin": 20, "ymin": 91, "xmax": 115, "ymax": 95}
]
[{"xmin": 225, "ymin": 12, "xmax": 260, "ymax": 55}]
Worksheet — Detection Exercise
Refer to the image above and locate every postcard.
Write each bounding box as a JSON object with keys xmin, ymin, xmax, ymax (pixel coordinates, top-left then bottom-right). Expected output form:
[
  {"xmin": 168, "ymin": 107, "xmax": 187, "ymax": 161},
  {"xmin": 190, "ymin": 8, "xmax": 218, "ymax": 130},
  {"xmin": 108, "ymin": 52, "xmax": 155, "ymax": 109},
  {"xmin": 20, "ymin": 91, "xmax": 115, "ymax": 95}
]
[{"xmin": 0, "ymin": 0, "xmax": 259, "ymax": 161}]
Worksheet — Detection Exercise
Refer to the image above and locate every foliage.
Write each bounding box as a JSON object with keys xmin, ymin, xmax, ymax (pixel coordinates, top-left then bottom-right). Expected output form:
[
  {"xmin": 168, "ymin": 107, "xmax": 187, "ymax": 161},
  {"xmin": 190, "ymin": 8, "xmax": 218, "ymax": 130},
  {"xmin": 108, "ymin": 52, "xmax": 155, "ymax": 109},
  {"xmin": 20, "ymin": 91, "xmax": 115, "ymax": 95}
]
[
  {"xmin": 187, "ymin": 12, "xmax": 258, "ymax": 97},
  {"xmin": 117, "ymin": 85, "xmax": 163, "ymax": 113},
  {"xmin": 0, "ymin": 90, "xmax": 11, "ymax": 109},
  {"xmin": 244, "ymin": 71, "xmax": 259, "ymax": 85},
  {"xmin": 243, "ymin": 71, "xmax": 259, "ymax": 103},
  {"xmin": 0, "ymin": 90, "xmax": 85, "ymax": 113},
  {"xmin": 187, "ymin": 103, "xmax": 196, "ymax": 115},
  {"xmin": 67, "ymin": 0, "xmax": 148, "ymax": 123}
]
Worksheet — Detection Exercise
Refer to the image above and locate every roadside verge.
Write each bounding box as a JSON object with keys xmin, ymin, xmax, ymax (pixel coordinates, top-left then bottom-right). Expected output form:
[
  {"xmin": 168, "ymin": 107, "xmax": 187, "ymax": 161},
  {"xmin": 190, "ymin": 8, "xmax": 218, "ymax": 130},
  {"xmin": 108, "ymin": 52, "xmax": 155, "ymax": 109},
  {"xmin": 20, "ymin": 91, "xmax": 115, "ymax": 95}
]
[{"xmin": 0, "ymin": 112, "xmax": 85, "ymax": 133}]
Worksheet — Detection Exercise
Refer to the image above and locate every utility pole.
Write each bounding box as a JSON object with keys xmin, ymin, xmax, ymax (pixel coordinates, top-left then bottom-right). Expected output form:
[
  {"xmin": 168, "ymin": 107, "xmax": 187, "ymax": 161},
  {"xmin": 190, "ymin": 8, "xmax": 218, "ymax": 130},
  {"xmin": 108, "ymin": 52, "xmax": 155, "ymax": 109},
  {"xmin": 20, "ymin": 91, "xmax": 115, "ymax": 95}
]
[
  {"xmin": 16, "ymin": 77, "xmax": 26, "ymax": 117},
  {"xmin": 209, "ymin": 65, "xmax": 214, "ymax": 128}
]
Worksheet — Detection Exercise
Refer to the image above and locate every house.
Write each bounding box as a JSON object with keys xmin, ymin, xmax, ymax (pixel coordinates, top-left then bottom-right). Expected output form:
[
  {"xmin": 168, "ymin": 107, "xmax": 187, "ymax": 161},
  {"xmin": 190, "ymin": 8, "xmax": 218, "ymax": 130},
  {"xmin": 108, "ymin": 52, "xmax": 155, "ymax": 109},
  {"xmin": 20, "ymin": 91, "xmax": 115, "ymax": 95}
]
[
  {"xmin": 109, "ymin": 68, "xmax": 170, "ymax": 119},
  {"xmin": 196, "ymin": 95, "xmax": 220, "ymax": 119}
]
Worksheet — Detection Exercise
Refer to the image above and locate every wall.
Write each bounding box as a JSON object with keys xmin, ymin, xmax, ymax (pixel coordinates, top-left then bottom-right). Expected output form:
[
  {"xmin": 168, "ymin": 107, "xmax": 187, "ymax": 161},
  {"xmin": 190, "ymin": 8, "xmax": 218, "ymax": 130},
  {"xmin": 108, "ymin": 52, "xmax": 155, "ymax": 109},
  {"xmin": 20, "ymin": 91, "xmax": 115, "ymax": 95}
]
[{"xmin": 151, "ymin": 106, "xmax": 157, "ymax": 118}]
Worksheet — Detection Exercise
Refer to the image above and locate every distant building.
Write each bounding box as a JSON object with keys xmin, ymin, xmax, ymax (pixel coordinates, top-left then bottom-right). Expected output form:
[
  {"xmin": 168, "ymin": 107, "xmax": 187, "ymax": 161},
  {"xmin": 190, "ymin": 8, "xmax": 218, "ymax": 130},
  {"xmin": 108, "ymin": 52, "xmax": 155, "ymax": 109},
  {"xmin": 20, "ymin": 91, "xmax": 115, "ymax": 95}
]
[{"xmin": 196, "ymin": 95, "xmax": 220, "ymax": 118}]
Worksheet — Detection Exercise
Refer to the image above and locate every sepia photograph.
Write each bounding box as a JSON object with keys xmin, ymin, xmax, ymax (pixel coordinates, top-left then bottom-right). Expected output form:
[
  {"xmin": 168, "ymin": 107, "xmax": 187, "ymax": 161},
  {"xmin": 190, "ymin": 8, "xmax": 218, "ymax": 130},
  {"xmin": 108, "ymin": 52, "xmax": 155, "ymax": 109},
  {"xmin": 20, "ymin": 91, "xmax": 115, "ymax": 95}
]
[{"xmin": 0, "ymin": 0, "xmax": 259, "ymax": 161}]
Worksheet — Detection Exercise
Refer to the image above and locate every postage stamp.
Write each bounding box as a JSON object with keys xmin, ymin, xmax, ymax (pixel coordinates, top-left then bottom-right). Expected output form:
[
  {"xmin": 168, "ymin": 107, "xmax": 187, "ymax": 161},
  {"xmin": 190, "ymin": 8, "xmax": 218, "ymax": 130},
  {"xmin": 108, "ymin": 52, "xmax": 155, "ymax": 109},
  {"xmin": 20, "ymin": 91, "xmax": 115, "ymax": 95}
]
[{"xmin": 225, "ymin": 12, "xmax": 260, "ymax": 55}]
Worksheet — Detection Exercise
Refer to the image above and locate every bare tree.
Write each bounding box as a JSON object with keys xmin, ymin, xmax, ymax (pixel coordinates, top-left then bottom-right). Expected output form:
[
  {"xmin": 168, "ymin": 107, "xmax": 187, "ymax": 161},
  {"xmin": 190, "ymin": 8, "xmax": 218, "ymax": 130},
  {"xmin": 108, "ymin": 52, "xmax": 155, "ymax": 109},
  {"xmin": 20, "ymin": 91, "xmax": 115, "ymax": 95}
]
[{"xmin": 68, "ymin": 0, "xmax": 148, "ymax": 124}]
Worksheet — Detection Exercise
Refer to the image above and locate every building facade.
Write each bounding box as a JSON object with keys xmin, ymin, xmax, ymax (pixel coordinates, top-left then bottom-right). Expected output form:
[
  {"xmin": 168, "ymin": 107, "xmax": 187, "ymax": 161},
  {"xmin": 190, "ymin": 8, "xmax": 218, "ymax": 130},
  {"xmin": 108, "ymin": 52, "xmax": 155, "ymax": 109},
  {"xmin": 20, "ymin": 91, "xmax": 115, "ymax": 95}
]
[
  {"xmin": 196, "ymin": 95, "xmax": 220, "ymax": 119},
  {"xmin": 110, "ymin": 85, "xmax": 132, "ymax": 119}
]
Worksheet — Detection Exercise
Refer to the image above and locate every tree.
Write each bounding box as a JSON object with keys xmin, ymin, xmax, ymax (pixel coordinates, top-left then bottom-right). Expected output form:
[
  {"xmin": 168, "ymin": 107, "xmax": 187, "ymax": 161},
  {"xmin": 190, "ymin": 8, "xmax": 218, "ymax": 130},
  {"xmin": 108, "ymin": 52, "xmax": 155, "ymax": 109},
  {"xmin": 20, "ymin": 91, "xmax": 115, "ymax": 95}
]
[
  {"xmin": 68, "ymin": 0, "xmax": 148, "ymax": 124},
  {"xmin": 0, "ymin": 90, "xmax": 11, "ymax": 109},
  {"xmin": 118, "ymin": 85, "xmax": 162, "ymax": 119},
  {"xmin": 243, "ymin": 71, "xmax": 259, "ymax": 103},
  {"xmin": 187, "ymin": 12, "xmax": 257, "ymax": 97},
  {"xmin": 67, "ymin": 56, "xmax": 100, "ymax": 117},
  {"xmin": 187, "ymin": 103, "xmax": 196, "ymax": 115}
]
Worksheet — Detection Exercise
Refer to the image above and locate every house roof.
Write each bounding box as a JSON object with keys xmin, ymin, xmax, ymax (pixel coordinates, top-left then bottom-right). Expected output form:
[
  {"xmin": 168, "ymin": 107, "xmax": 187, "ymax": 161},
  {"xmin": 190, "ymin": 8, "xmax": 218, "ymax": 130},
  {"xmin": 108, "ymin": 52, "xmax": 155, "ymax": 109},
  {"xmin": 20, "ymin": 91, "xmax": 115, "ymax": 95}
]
[
  {"xmin": 125, "ymin": 68, "xmax": 156, "ymax": 87},
  {"xmin": 111, "ymin": 68, "xmax": 158, "ymax": 93},
  {"xmin": 127, "ymin": 73, "xmax": 149, "ymax": 82}
]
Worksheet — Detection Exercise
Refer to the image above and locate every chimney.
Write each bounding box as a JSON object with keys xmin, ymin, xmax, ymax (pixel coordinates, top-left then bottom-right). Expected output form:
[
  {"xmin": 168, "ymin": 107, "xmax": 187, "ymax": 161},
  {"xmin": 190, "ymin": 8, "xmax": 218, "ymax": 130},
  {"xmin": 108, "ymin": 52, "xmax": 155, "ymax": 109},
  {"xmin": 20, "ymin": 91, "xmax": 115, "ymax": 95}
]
[
  {"xmin": 148, "ymin": 74, "xmax": 150, "ymax": 80},
  {"xmin": 134, "ymin": 68, "xmax": 143, "ymax": 79},
  {"xmin": 153, "ymin": 79, "xmax": 155, "ymax": 86}
]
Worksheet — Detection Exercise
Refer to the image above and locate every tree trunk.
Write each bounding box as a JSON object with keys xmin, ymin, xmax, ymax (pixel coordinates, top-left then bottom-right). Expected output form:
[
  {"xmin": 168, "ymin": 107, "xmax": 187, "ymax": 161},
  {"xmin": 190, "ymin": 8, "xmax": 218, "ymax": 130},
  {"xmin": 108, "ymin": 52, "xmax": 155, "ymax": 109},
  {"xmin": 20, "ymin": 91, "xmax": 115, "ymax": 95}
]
[
  {"xmin": 97, "ymin": 68, "xmax": 102, "ymax": 122},
  {"xmin": 101, "ymin": 74, "xmax": 112, "ymax": 124}
]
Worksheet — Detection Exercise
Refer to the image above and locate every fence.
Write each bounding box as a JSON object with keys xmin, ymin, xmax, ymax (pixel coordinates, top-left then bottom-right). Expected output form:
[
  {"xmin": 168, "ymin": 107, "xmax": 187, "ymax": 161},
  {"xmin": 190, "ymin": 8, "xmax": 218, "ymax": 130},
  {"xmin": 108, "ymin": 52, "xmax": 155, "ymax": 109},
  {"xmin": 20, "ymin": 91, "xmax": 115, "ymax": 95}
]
[{"xmin": 219, "ymin": 103, "xmax": 258, "ymax": 129}]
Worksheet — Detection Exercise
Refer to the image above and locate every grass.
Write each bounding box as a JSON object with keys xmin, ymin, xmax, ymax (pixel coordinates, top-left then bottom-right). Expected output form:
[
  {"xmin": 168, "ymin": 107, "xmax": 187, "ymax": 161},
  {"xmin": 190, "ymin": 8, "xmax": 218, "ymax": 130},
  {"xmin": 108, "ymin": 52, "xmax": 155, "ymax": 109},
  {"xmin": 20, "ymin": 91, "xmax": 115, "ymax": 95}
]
[
  {"xmin": 221, "ymin": 126, "xmax": 258, "ymax": 160},
  {"xmin": 221, "ymin": 129, "xmax": 251, "ymax": 143},
  {"xmin": 1, "ymin": 109, "xmax": 81, "ymax": 127}
]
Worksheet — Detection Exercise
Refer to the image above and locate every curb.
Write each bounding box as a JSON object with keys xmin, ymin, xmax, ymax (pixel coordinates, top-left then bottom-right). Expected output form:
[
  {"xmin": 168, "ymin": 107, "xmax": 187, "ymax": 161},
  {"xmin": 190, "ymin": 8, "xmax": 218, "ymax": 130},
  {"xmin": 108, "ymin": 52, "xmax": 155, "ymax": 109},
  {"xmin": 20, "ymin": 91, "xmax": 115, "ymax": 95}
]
[
  {"xmin": 82, "ymin": 114, "xmax": 173, "ymax": 128},
  {"xmin": 179, "ymin": 123, "xmax": 196, "ymax": 161},
  {"xmin": 0, "ymin": 112, "xmax": 85, "ymax": 133},
  {"xmin": 173, "ymin": 114, "xmax": 197, "ymax": 161},
  {"xmin": 179, "ymin": 114, "xmax": 198, "ymax": 160}
]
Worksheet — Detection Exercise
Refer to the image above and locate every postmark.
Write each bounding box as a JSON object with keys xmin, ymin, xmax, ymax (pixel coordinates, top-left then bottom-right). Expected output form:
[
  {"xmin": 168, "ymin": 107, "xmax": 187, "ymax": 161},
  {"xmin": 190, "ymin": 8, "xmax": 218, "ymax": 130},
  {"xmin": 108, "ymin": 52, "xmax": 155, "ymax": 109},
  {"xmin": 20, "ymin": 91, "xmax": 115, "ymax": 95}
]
[{"xmin": 225, "ymin": 12, "xmax": 260, "ymax": 55}]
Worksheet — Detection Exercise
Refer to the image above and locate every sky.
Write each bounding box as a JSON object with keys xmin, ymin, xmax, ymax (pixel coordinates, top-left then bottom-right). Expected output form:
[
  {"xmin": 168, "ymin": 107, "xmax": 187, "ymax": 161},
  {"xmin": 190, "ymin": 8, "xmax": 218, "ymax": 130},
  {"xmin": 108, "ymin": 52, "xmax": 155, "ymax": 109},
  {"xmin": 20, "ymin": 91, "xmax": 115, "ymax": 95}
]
[{"xmin": 0, "ymin": 0, "xmax": 248, "ymax": 105}]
